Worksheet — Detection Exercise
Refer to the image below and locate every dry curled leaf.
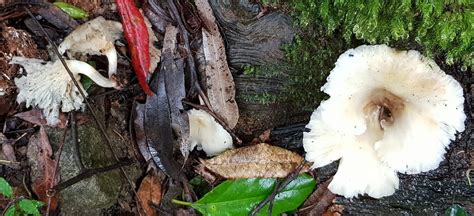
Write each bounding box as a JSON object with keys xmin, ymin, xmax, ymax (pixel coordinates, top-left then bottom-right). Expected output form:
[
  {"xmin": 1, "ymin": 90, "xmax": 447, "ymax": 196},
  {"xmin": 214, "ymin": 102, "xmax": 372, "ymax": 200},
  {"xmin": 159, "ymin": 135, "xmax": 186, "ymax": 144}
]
[
  {"xmin": 137, "ymin": 171, "xmax": 163, "ymax": 216},
  {"xmin": 200, "ymin": 143, "xmax": 309, "ymax": 178},
  {"xmin": 195, "ymin": 0, "xmax": 239, "ymax": 129}
]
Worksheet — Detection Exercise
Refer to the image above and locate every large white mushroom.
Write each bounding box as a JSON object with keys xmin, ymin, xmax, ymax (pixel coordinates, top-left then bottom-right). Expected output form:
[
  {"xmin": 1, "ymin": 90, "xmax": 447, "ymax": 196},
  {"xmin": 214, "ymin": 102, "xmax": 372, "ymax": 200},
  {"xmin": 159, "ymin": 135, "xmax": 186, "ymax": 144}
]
[
  {"xmin": 303, "ymin": 45, "xmax": 465, "ymax": 198},
  {"xmin": 11, "ymin": 57, "xmax": 118, "ymax": 126}
]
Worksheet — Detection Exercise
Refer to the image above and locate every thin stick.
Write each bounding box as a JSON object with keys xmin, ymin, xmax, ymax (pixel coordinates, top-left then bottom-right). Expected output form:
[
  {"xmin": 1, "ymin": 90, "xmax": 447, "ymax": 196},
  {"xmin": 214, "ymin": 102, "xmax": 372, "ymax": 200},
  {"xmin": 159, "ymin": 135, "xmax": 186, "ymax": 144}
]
[
  {"xmin": 50, "ymin": 159, "xmax": 133, "ymax": 193},
  {"xmin": 0, "ymin": 159, "xmax": 19, "ymax": 166},
  {"xmin": 23, "ymin": 5, "xmax": 137, "ymax": 194},
  {"xmin": 46, "ymin": 122, "xmax": 69, "ymax": 216},
  {"xmin": 249, "ymin": 160, "xmax": 307, "ymax": 216}
]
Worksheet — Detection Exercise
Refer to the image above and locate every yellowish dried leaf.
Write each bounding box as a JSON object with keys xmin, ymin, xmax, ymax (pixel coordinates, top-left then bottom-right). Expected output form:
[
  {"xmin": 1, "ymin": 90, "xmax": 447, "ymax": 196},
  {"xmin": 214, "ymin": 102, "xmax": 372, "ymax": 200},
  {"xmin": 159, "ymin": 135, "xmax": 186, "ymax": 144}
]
[{"xmin": 200, "ymin": 143, "xmax": 309, "ymax": 179}]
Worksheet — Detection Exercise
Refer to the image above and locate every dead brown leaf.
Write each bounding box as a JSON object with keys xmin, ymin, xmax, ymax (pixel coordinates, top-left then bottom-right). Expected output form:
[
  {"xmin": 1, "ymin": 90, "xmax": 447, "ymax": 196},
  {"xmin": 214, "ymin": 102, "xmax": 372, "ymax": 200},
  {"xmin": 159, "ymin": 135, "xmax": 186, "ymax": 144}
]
[
  {"xmin": 0, "ymin": 133, "xmax": 17, "ymax": 167},
  {"xmin": 200, "ymin": 143, "xmax": 309, "ymax": 178},
  {"xmin": 195, "ymin": 0, "xmax": 239, "ymax": 129},
  {"xmin": 15, "ymin": 109, "xmax": 88, "ymax": 128},
  {"xmin": 299, "ymin": 178, "xmax": 336, "ymax": 216},
  {"xmin": 29, "ymin": 127, "xmax": 58, "ymax": 211},
  {"xmin": 137, "ymin": 171, "xmax": 163, "ymax": 216}
]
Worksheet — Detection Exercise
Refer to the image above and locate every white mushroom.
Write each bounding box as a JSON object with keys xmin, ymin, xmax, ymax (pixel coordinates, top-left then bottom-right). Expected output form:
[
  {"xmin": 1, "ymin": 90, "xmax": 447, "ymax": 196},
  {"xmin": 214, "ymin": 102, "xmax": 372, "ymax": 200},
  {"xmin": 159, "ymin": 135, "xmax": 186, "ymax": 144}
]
[
  {"xmin": 188, "ymin": 109, "xmax": 233, "ymax": 156},
  {"xmin": 303, "ymin": 45, "xmax": 465, "ymax": 198},
  {"xmin": 11, "ymin": 57, "xmax": 117, "ymax": 126},
  {"xmin": 58, "ymin": 16, "xmax": 122, "ymax": 77}
]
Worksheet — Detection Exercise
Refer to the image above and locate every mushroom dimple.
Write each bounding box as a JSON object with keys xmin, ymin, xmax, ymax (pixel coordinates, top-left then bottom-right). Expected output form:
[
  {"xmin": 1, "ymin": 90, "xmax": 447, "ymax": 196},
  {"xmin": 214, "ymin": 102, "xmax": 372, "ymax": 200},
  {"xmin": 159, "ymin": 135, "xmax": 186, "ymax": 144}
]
[{"xmin": 363, "ymin": 89, "xmax": 404, "ymax": 130}]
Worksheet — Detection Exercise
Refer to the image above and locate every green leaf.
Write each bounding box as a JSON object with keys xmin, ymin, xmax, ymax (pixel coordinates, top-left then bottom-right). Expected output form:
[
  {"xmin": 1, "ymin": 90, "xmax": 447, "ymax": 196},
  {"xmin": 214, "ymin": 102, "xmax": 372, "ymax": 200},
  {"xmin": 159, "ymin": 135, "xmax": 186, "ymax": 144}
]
[
  {"xmin": 81, "ymin": 75, "xmax": 94, "ymax": 91},
  {"xmin": 190, "ymin": 174, "xmax": 315, "ymax": 216},
  {"xmin": 53, "ymin": 2, "xmax": 88, "ymax": 19},
  {"xmin": 445, "ymin": 204, "xmax": 468, "ymax": 216},
  {"xmin": 18, "ymin": 199, "xmax": 44, "ymax": 216},
  {"xmin": 4, "ymin": 205, "xmax": 18, "ymax": 216},
  {"xmin": 0, "ymin": 177, "xmax": 13, "ymax": 198}
]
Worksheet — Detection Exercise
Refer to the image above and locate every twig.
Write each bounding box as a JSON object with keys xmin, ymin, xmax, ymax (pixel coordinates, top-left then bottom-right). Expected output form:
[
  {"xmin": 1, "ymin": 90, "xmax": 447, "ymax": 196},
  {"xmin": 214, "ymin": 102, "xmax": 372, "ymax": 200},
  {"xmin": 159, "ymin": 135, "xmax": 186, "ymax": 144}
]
[
  {"xmin": 4, "ymin": 127, "xmax": 36, "ymax": 134},
  {"xmin": 70, "ymin": 112, "xmax": 85, "ymax": 171},
  {"xmin": 46, "ymin": 121, "xmax": 69, "ymax": 216},
  {"xmin": 249, "ymin": 160, "xmax": 307, "ymax": 216},
  {"xmin": 23, "ymin": 5, "xmax": 138, "ymax": 197},
  {"xmin": 182, "ymin": 101, "xmax": 242, "ymax": 144},
  {"xmin": 50, "ymin": 159, "xmax": 134, "ymax": 193},
  {"xmin": 0, "ymin": 159, "xmax": 20, "ymax": 166}
]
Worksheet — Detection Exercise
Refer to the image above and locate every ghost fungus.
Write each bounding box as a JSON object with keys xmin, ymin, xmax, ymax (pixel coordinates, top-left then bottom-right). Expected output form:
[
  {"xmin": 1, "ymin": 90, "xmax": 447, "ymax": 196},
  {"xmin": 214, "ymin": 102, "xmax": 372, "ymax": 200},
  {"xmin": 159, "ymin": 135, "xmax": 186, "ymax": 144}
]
[
  {"xmin": 303, "ymin": 45, "xmax": 466, "ymax": 198},
  {"xmin": 11, "ymin": 57, "xmax": 118, "ymax": 126}
]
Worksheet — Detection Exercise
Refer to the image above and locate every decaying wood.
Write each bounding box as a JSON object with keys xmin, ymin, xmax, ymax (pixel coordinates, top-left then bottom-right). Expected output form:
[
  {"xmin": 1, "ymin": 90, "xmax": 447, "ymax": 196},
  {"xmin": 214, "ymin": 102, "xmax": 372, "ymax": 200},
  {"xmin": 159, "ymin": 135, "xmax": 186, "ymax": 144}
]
[
  {"xmin": 208, "ymin": 0, "xmax": 294, "ymax": 67},
  {"xmin": 195, "ymin": 0, "xmax": 239, "ymax": 129},
  {"xmin": 200, "ymin": 143, "xmax": 309, "ymax": 178}
]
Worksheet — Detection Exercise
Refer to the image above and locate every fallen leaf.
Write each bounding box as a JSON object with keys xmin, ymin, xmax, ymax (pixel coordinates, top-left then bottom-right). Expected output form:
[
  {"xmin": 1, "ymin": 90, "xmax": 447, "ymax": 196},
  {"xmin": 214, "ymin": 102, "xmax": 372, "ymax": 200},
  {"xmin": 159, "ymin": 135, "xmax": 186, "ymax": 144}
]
[
  {"xmin": 195, "ymin": 0, "xmax": 239, "ymax": 128},
  {"xmin": 15, "ymin": 109, "xmax": 88, "ymax": 128},
  {"xmin": 322, "ymin": 204, "xmax": 344, "ymax": 216},
  {"xmin": 187, "ymin": 174, "xmax": 315, "ymax": 216},
  {"xmin": 200, "ymin": 143, "xmax": 310, "ymax": 178},
  {"xmin": 0, "ymin": 133, "xmax": 17, "ymax": 166},
  {"xmin": 137, "ymin": 171, "xmax": 163, "ymax": 216},
  {"xmin": 133, "ymin": 103, "xmax": 152, "ymax": 163},
  {"xmin": 145, "ymin": 27, "xmax": 185, "ymax": 180},
  {"xmin": 143, "ymin": 14, "xmax": 161, "ymax": 73},
  {"xmin": 161, "ymin": 25, "xmax": 190, "ymax": 160},
  {"xmin": 299, "ymin": 178, "xmax": 336, "ymax": 216},
  {"xmin": 28, "ymin": 127, "xmax": 58, "ymax": 211}
]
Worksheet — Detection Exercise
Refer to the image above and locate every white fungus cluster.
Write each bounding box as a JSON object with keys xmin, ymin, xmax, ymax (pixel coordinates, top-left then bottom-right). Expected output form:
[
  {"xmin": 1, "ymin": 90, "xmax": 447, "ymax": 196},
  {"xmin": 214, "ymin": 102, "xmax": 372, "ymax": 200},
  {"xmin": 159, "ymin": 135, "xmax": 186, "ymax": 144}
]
[{"xmin": 303, "ymin": 45, "xmax": 466, "ymax": 198}]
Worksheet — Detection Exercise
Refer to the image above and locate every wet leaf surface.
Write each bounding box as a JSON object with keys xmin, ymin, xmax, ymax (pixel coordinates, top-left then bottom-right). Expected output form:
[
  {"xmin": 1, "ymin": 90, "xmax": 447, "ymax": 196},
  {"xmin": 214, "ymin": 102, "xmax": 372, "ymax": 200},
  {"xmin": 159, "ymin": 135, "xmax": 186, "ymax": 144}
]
[
  {"xmin": 190, "ymin": 174, "xmax": 315, "ymax": 216},
  {"xmin": 200, "ymin": 143, "xmax": 310, "ymax": 178}
]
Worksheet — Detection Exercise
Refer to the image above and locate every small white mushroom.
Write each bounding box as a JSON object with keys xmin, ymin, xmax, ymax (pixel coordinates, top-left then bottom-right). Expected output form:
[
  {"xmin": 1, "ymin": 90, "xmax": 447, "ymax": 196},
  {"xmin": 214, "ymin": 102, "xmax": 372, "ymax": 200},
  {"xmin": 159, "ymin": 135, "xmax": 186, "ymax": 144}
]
[
  {"xmin": 58, "ymin": 16, "xmax": 122, "ymax": 77},
  {"xmin": 11, "ymin": 57, "xmax": 117, "ymax": 126},
  {"xmin": 303, "ymin": 45, "xmax": 465, "ymax": 198},
  {"xmin": 188, "ymin": 109, "xmax": 233, "ymax": 156}
]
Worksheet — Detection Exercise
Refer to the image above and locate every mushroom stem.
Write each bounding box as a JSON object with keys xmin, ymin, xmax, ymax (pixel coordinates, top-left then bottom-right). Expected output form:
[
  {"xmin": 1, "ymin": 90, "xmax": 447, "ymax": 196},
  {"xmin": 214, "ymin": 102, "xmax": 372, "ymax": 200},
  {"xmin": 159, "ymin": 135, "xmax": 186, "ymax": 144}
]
[
  {"xmin": 103, "ymin": 47, "xmax": 118, "ymax": 77},
  {"xmin": 66, "ymin": 60, "xmax": 118, "ymax": 88}
]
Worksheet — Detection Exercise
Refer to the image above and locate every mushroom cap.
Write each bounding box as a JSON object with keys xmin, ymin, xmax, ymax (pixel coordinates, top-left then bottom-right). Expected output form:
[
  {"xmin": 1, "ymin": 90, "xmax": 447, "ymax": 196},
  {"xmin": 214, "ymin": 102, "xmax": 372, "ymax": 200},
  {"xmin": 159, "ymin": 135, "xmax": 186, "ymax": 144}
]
[
  {"xmin": 58, "ymin": 16, "xmax": 122, "ymax": 76},
  {"xmin": 303, "ymin": 45, "xmax": 465, "ymax": 198},
  {"xmin": 11, "ymin": 57, "xmax": 117, "ymax": 125},
  {"xmin": 12, "ymin": 57, "xmax": 86, "ymax": 125},
  {"xmin": 188, "ymin": 109, "xmax": 233, "ymax": 156}
]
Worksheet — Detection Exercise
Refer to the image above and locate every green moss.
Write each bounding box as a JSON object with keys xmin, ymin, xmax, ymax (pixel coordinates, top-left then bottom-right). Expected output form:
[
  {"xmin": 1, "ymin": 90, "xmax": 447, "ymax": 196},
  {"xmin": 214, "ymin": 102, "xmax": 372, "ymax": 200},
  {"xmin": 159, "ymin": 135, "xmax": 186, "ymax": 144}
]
[{"xmin": 292, "ymin": 0, "xmax": 473, "ymax": 68}]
